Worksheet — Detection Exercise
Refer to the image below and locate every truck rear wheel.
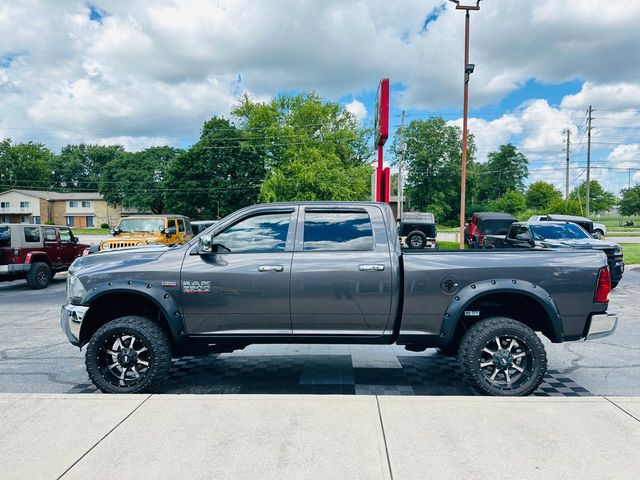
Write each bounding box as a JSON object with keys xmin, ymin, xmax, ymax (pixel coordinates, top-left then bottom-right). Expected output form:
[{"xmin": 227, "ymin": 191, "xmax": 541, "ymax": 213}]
[
  {"xmin": 26, "ymin": 262, "xmax": 51, "ymax": 289},
  {"xmin": 85, "ymin": 316, "xmax": 172, "ymax": 394},
  {"xmin": 458, "ymin": 317, "xmax": 547, "ymax": 396}
]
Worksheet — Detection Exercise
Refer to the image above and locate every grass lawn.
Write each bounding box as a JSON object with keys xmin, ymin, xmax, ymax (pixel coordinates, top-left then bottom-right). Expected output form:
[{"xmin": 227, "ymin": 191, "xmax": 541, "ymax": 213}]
[
  {"xmin": 437, "ymin": 241, "xmax": 469, "ymax": 250},
  {"xmin": 71, "ymin": 228, "xmax": 110, "ymax": 235},
  {"xmin": 621, "ymin": 244, "xmax": 640, "ymax": 264}
]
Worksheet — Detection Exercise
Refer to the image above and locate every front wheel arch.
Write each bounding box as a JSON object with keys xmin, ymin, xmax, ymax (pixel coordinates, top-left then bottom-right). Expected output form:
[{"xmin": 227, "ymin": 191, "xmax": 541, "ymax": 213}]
[{"xmin": 79, "ymin": 286, "xmax": 185, "ymax": 349}]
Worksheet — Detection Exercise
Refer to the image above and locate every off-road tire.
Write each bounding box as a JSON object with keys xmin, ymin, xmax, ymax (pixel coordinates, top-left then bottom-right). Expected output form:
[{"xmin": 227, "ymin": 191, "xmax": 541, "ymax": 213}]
[
  {"xmin": 85, "ymin": 316, "xmax": 172, "ymax": 394},
  {"xmin": 26, "ymin": 262, "xmax": 51, "ymax": 289},
  {"xmin": 458, "ymin": 317, "xmax": 547, "ymax": 396},
  {"xmin": 407, "ymin": 231, "xmax": 427, "ymax": 249}
]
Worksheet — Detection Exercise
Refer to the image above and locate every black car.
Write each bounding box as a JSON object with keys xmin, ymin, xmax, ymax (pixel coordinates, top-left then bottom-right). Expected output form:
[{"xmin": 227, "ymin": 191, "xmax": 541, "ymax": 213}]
[{"xmin": 485, "ymin": 221, "xmax": 624, "ymax": 288}]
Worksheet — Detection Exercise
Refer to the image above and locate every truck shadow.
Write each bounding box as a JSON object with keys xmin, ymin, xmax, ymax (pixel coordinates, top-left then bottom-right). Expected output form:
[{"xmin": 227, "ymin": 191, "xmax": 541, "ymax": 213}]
[{"xmin": 68, "ymin": 351, "xmax": 590, "ymax": 397}]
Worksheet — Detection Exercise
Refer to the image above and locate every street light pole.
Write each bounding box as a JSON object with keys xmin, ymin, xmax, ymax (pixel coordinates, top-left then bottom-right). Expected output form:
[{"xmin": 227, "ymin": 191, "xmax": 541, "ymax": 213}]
[{"xmin": 450, "ymin": 0, "xmax": 480, "ymax": 249}]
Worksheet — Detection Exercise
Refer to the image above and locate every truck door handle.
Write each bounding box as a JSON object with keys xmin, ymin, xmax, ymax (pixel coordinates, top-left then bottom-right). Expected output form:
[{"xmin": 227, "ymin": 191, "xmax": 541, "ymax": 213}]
[
  {"xmin": 257, "ymin": 265, "xmax": 284, "ymax": 272},
  {"xmin": 358, "ymin": 264, "xmax": 385, "ymax": 272}
]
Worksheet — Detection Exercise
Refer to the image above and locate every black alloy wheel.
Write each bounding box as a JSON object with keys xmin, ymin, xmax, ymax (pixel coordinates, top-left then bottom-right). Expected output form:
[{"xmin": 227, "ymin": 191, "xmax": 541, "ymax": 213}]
[
  {"xmin": 459, "ymin": 317, "xmax": 547, "ymax": 396},
  {"xmin": 26, "ymin": 262, "xmax": 51, "ymax": 289},
  {"xmin": 85, "ymin": 316, "xmax": 172, "ymax": 393}
]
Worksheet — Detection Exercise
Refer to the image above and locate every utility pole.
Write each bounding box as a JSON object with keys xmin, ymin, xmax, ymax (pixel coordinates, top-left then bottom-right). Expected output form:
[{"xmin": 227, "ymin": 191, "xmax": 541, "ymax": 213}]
[
  {"xmin": 586, "ymin": 105, "xmax": 593, "ymax": 215},
  {"xmin": 564, "ymin": 129, "xmax": 571, "ymax": 200},
  {"xmin": 449, "ymin": 0, "xmax": 481, "ymax": 248},
  {"xmin": 398, "ymin": 110, "xmax": 406, "ymax": 220}
]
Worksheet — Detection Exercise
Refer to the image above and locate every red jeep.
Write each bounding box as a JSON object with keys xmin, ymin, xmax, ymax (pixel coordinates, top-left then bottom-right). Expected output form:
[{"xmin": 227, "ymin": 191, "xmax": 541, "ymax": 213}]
[{"xmin": 0, "ymin": 224, "xmax": 89, "ymax": 289}]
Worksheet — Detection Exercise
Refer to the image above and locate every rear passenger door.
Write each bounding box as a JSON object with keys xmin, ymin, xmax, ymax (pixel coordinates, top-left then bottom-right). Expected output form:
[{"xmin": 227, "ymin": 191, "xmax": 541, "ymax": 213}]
[{"xmin": 290, "ymin": 206, "xmax": 393, "ymax": 336}]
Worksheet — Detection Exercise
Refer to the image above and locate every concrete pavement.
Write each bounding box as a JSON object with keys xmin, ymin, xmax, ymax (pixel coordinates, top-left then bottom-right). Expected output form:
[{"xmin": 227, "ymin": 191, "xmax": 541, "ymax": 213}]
[{"xmin": 0, "ymin": 394, "xmax": 638, "ymax": 480}]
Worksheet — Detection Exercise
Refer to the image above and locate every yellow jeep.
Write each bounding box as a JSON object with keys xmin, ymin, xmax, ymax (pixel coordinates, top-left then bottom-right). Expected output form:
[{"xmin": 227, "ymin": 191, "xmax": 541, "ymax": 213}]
[{"xmin": 99, "ymin": 215, "xmax": 193, "ymax": 251}]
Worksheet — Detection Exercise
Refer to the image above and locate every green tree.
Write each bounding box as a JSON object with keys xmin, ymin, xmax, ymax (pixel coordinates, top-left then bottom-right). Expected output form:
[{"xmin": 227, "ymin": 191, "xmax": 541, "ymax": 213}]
[
  {"xmin": 570, "ymin": 180, "xmax": 616, "ymax": 213},
  {"xmin": 51, "ymin": 144, "xmax": 124, "ymax": 191},
  {"xmin": 164, "ymin": 117, "xmax": 265, "ymax": 219},
  {"xmin": 259, "ymin": 147, "xmax": 371, "ymax": 202},
  {"xmin": 392, "ymin": 117, "xmax": 476, "ymax": 223},
  {"xmin": 547, "ymin": 197, "xmax": 583, "ymax": 216},
  {"xmin": 619, "ymin": 184, "xmax": 640, "ymax": 216},
  {"xmin": 100, "ymin": 146, "xmax": 181, "ymax": 213},
  {"xmin": 0, "ymin": 139, "xmax": 53, "ymax": 190},
  {"xmin": 232, "ymin": 92, "xmax": 371, "ymax": 202},
  {"xmin": 477, "ymin": 144, "xmax": 528, "ymax": 203},
  {"xmin": 486, "ymin": 190, "xmax": 526, "ymax": 215},
  {"xmin": 525, "ymin": 181, "xmax": 563, "ymax": 211}
]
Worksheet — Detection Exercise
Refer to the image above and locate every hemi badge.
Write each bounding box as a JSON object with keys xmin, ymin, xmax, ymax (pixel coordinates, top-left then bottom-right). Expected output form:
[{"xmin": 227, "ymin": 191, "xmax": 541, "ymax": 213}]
[
  {"xmin": 161, "ymin": 281, "xmax": 177, "ymax": 287},
  {"xmin": 464, "ymin": 310, "xmax": 480, "ymax": 317}
]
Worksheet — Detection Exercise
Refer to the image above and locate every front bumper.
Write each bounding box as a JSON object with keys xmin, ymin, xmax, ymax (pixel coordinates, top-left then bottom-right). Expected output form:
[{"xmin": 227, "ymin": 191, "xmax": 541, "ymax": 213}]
[
  {"xmin": 60, "ymin": 304, "xmax": 90, "ymax": 347},
  {"xmin": 585, "ymin": 312, "xmax": 618, "ymax": 340}
]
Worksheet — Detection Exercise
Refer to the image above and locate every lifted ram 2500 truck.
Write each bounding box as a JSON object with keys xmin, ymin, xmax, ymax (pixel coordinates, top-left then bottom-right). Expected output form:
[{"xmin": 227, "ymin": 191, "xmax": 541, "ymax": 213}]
[{"xmin": 61, "ymin": 202, "xmax": 617, "ymax": 395}]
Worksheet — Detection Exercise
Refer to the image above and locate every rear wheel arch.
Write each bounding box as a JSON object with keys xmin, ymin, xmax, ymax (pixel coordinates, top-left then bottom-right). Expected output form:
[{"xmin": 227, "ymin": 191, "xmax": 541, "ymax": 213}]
[
  {"xmin": 440, "ymin": 280, "xmax": 563, "ymax": 349},
  {"xmin": 79, "ymin": 285, "xmax": 184, "ymax": 348}
]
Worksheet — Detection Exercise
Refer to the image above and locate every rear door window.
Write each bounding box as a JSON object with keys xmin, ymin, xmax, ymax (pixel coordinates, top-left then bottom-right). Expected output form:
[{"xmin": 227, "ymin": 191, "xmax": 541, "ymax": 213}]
[
  {"xmin": 303, "ymin": 211, "xmax": 374, "ymax": 251},
  {"xmin": 24, "ymin": 226, "xmax": 41, "ymax": 243}
]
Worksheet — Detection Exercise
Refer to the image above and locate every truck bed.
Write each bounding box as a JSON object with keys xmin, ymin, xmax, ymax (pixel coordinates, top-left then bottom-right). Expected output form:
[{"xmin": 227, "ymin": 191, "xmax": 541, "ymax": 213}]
[{"xmin": 399, "ymin": 248, "xmax": 608, "ymax": 343}]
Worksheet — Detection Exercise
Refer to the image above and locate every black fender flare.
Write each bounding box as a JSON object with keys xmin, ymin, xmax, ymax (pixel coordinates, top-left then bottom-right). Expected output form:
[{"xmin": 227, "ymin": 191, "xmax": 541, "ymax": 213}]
[
  {"xmin": 80, "ymin": 280, "xmax": 186, "ymax": 347},
  {"xmin": 440, "ymin": 278, "xmax": 563, "ymax": 343}
]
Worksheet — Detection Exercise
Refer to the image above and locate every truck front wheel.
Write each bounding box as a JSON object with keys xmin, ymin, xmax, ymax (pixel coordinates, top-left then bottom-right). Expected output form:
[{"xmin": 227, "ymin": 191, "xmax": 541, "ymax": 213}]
[
  {"xmin": 85, "ymin": 316, "xmax": 172, "ymax": 394},
  {"xmin": 458, "ymin": 317, "xmax": 547, "ymax": 396}
]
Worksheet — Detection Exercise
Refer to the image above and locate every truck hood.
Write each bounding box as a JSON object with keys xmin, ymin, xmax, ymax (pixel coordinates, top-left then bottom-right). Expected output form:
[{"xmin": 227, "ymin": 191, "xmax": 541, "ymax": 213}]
[
  {"xmin": 70, "ymin": 244, "xmax": 174, "ymax": 274},
  {"xmin": 538, "ymin": 238, "xmax": 621, "ymax": 250}
]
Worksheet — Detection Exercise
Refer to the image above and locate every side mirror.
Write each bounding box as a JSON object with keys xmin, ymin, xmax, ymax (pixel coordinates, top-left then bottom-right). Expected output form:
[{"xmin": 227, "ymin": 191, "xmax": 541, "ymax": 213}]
[
  {"xmin": 72, "ymin": 236, "xmax": 79, "ymax": 244},
  {"xmin": 199, "ymin": 235, "xmax": 213, "ymax": 253},
  {"xmin": 165, "ymin": 226, "xmax": 177, "ymax": 237}
]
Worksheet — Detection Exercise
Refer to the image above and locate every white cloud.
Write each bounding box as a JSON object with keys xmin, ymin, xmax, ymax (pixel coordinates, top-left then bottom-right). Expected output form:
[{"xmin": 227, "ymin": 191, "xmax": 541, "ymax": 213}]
[
  {"xmin": 607, "ymin": 144, "xmax": 640, "ymax": 170},
  {"xmin": 1, "ymin": 0, "xmax": 640, "ymax": 156},
  {"xmin": 447, "ymin": 114, "xmax": 522, "ymax": 164},
  {"xmin": 345, "ymin": 100, "xmax": 368, "ymax": 125}
]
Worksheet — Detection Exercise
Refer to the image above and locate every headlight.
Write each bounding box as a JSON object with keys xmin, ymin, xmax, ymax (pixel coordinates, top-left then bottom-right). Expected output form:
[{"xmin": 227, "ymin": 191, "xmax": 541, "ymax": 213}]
[
  {"xmin": 67, "ymin": 274, "xmax": 87, "ymax": 304},
  {"xmin": 101, "ymin": 243, "xmax": 110, "ymax": 251}
]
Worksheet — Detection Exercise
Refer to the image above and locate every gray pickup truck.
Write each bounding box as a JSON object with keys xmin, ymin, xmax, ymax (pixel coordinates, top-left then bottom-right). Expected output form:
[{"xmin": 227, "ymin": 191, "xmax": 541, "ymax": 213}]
[{"xmin": 61, "ymin": 202, "xmax": 617, "ymax": 396}]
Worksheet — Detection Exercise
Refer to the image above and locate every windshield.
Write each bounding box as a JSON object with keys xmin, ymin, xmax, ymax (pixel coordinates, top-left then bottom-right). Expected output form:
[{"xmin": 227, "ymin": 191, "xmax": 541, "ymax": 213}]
[
  {"xmin": 531, "ymin": 223, "xmax": 591, "ymax": 241},
  {"xmin": 482, "ymin": 219, "xmax": 515, "ymax": 236},
  {"xmin": 118, "ymin": 218, "xmax": 165, "ymax": 233},
  {"xmin": 0, "ymin": 226, "xmax": 10, "ymax": 246}
]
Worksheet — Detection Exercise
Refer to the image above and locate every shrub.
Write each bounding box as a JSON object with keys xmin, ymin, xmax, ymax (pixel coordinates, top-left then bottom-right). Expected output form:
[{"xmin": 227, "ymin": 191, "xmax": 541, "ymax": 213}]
[
  {"xmin": 100, "ymin": 223, "xmax": 109, "ymax": 229},
  {"xmin": 45, "ymin": 220, "xmax": 55, "ymax": 225}
]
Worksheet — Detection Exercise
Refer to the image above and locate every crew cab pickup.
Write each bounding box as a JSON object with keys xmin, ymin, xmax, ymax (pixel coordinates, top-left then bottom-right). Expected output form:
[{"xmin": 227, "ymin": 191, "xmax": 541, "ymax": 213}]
[
  {"xmin": 61, "ymin": 202, "xmax": 617, "ymax": 396},
  {"xmin": 484, "ymin": 221, "xmax": 624, "ymax": 288},
  {"xmin": 1, "ymin": 223, "xmax": 88, "ymax": 289}
]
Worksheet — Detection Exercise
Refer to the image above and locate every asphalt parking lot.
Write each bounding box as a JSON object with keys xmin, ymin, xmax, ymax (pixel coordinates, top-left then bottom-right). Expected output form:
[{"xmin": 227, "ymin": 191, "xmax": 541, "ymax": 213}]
[{"xmin": 1, "ymin": 270, "xmax": 639, "ymax": 396}]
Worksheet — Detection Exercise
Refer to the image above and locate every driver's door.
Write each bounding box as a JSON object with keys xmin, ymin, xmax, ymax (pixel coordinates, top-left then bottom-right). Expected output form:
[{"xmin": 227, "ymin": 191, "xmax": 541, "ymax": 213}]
[{"xmin": 180, "ymin": 208, "xmax": 296, "ymax": 335}]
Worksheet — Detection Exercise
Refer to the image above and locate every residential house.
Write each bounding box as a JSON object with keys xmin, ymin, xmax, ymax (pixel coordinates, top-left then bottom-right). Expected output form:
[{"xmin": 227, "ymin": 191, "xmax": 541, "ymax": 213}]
[{"xmin": 0, "ymin": 189, "xmax": 121, "ymax": 227}]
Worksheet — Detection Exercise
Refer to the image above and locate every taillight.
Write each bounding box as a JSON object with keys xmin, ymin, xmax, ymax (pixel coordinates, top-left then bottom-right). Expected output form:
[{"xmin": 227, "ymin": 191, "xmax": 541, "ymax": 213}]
[{"xmin": 595, "ymin": 267, "xmax": 611, "ymax": 303}]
